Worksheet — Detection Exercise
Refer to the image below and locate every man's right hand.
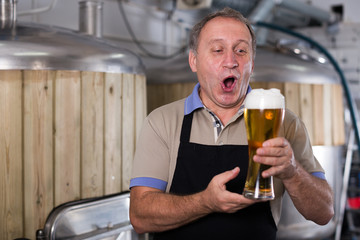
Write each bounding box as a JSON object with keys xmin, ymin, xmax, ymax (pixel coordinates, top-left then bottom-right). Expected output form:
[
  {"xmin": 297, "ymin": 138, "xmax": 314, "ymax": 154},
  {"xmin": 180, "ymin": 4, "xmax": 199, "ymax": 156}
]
[
  {"xmin": 202, "ymin": 167, "xmax": 258, "ymax": 213},
  {"xmin": 130, "ymin": 167, "xmax": 258, "ymax": 234}
]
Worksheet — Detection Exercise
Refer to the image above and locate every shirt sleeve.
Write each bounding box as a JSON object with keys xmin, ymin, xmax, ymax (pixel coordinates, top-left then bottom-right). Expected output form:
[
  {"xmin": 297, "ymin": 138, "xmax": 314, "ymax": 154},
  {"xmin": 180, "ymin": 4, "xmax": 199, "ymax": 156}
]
[
  {"xmin": 130, "ymin": 111, "xmax": 171, "ymax": 191},
  {"xmin": 130, "ymin": 177, "xmax": 167, "ymax": 191},
  {"xmin": 311, "ymin": 172, "xmax": 326, "ymax": 180},
  {"xmin": 282, "ymin": 109, "xmax": 325, "ymax": 174}
]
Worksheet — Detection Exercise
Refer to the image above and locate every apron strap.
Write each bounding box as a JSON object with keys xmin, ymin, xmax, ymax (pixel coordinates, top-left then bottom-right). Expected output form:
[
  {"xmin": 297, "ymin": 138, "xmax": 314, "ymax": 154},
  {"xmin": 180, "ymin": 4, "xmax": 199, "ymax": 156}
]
[{"xmin": 180, "ymin": 113, "xmax": 193, "ymax": 143}]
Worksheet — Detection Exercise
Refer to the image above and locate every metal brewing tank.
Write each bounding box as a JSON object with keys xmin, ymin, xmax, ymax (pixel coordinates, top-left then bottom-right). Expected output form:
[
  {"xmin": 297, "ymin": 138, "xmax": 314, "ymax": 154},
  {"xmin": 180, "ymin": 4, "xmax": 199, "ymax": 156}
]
[
  {"xmin": 252, "ymin": 46, "xmax": 343, "ymax": 240},
  {"xmin": 146, "ymin": 45, "xmax": 340, "ymax": 84},
  {"xmin": 146, "ymin": 44, "xmax": 344, "ymax": 239},
  {"xmin": 0, "ymin": 22, "xmax": 144, "ymax": 73},
  {"xmin": 0, "ymin": 3, "xmax": 146, "ymax": 239}
]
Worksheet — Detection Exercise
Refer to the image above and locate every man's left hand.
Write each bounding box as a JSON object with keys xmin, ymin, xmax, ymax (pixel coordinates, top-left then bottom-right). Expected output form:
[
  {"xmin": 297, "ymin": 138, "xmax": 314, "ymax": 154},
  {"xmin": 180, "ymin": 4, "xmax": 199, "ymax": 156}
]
[{"xmin": 253, "ymin": 137, "xmax": 297, "ymax": 180}]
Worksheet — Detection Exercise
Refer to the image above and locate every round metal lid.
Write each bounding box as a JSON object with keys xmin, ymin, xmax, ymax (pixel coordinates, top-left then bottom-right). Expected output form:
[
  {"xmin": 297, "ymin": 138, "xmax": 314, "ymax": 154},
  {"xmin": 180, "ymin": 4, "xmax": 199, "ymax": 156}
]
[
  {"xmin": 145, "ymin": 45, "xmax": 339, "ymax": 85},
  {"xmin": 252, "ymin": 45, "xmax": 339, "ymax": 85},
  {"xmin": 0, "ymin": 22, "xmax": 145, "ymax": 74}
]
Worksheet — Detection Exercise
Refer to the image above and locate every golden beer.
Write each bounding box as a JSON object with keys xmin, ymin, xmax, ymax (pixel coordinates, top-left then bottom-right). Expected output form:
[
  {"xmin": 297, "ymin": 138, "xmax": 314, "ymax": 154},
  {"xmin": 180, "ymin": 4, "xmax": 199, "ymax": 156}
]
[{"xmin": 243, "ymin": 89, "xmax": 285, "ymax": 200}]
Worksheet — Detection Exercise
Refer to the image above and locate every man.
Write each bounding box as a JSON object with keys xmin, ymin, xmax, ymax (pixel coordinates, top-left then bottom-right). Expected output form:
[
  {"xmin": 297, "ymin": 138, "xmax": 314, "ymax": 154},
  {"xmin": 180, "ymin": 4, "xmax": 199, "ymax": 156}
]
[{"xmin": 129, "ymin": 7, "xmax": 334, "ymax": 239}]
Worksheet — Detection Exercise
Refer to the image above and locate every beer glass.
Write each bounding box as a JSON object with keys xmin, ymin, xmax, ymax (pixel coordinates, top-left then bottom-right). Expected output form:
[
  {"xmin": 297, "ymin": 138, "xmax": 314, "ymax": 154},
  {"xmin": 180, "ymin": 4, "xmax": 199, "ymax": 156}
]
[{"xmin": 243, "ymin": 88, "xmax": 285, "ymax": 200}]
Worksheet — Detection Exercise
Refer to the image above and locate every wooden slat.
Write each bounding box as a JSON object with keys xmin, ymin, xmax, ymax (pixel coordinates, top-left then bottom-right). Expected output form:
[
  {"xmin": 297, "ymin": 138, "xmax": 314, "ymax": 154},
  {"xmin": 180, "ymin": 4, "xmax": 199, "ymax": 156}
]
[
  {"xmin": 0, "ymin": 70, "xmax": 23, "ymax": 240},
  {"xmin": 81, "ymin": 71, "xmax": 104, "ymax": 198},
  {"xmin": 299, "ymin": 84, "xmax": 314, "ymax": 143},
  {"xmin": 104, "ymin": 72, "xmax": 122, "ymax": 194},
  {"xmin": 250, "ymin": 81, "xmax": 268, "ymax": 90},
  {"xmin": 147, "ymin": 83, "xmax": 166, "ymax": 114},
  {"xmin": 135, "ymin": 74, "xmax": 147, "ymax": 140},
  {"xmin": 284, "ymin": 82, "xmax": 300, "ymax": 117},
  {"xmin": 172, "ymin": 82, "xmax": 193, "ymax": 107},
  {"xmin": 54, "ymin": 70, "xmax": 81, "ymax": 206},
  {"xmin": 323, "ymin": 84, "xmax": 333, "ymax": 145},
  {"xmin": 332, "ymin": 84, "xmax": 345, "ymax": 145},
  {"xmin": 23, "ymin": 70, "xmax": 54, "ymax": 238},
  {"xmin": 147, "ymin": 82, "xmax": 195, "ymax": 114},
  {"xmin": 184, "ymin": 83, "xmax": 197, "ymax": 97},
  {"xmin": 122, "ymin": 73, "xmax": 135, "ymax": 191},
  {"xmin": 312, "ymin": 84, "xmax": 324, "ymax": 145}
]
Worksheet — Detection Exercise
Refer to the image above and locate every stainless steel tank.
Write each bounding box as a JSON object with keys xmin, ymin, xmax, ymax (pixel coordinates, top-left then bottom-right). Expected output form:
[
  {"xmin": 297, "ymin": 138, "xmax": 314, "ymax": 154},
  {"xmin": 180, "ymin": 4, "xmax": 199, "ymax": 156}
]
[
  {"xmin": 0, "ymin": 2, "xmax": 146, "ymax": 239},
  {"xmin": 253, "ymin": 45, "xmax": 344, "ymax": 240},
  {"xmin": 276, "ymin": 145, "xmax": 343, "ymax": 240},
  {"xmin": 0, "ymin": 22, "xmax": 144, "ymax": 73}
]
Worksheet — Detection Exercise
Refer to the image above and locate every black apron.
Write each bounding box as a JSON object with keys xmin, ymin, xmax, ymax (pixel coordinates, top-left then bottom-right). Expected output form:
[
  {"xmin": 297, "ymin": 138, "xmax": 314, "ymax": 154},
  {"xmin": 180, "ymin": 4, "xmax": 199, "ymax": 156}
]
[{"xmin": 154, "ymin": 112, "xmax": 277, "ymax": 240}]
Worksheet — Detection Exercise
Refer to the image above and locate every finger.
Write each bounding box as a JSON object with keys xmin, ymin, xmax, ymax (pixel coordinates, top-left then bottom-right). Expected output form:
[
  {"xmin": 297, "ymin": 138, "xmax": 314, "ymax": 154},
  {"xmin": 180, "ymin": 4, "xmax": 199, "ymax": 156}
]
[
  {"xmin": 253, "ymin": 155, "xmax": 281, "ymax": 166},
  {"xmin": 256, "ymin": 147, "xmax": 283, "ymax": 157},
  {"xmin": 262, "ymin": 137, "xmax": 289, "ymax": 148},
  {"xmin": 261, "ymin": 166, "xmax": 281, "ymax": 178}
]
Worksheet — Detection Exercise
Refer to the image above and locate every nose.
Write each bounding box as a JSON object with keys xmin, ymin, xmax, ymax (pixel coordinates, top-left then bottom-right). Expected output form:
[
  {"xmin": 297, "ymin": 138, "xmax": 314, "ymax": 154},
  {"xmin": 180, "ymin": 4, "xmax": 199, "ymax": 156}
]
[{"xmin": 223, "ymin": 51, "xmax": 238, "ymax": 69}]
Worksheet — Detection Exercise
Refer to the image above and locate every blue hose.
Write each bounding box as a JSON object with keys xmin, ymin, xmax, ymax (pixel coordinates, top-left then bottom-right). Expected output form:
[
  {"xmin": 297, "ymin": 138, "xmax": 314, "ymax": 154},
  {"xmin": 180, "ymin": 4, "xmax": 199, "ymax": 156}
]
[{"xmin": 255, "ymin": 21, "xmax": 360, "ymax": 156}]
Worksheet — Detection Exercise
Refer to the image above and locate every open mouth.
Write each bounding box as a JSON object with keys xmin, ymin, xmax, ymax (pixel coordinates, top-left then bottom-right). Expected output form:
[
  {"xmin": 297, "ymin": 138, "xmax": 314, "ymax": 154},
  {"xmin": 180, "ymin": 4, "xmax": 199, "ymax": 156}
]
[{"xmin": 221, "ymin": 76, "xmax": 237, "ymax": 91}]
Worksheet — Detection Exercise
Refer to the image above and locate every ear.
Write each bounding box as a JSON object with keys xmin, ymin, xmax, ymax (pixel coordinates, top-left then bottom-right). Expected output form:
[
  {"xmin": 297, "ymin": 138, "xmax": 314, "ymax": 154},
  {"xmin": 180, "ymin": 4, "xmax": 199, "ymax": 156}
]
[{"xmin": 188, "ymin": 50, "xmax": 197, "ymax": 73}]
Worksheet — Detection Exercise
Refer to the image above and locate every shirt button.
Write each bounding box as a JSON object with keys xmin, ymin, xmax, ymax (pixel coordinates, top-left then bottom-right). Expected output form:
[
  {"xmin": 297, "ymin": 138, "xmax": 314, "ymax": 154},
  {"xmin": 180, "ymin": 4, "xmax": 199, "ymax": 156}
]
[
  {"xmin": 219, "ymin": 141, "xmax": 224, "ymax": 145},
  {"xmin": 216, "ymin": 123, "xmax": 220, "ymax": 128}
]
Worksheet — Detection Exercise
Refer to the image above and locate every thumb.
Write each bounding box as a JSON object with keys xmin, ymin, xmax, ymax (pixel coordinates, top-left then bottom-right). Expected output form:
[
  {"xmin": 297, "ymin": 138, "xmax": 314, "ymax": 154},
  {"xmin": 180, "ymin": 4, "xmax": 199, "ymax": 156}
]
[{"xmin": 219, "ymin": 167, "xmax": 240, "ymax": 185}]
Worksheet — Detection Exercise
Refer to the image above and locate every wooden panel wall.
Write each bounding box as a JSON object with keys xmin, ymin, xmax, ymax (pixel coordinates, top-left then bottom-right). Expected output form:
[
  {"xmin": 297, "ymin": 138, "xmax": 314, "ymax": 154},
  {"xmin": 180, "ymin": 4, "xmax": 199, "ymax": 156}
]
[
  {"xmin": 0, "ymin": 71, "xmax": 23, "ymax": 240},
  {"xmin": 251, "ymin": 81, "xmax": 345, "ymax": 146},
  {"xmin": 0, "ymin": 70, "xmax": 147, "ymax": 240},
  {"xmin": 147, "ymin": 82, "xmax": 196, "ymax": 113},
  {"xmin": 147, "ymin": 81, "xmax": 345, "ymax": 146},
  {"xmin": 23, "ymin": 70, "xmax": 55, "ymax": 236}
]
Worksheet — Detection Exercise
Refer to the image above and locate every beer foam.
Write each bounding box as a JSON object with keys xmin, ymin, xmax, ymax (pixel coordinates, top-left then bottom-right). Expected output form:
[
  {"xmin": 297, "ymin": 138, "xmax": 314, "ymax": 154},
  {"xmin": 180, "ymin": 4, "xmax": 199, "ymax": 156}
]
[{"xmin": 245, "ymin": 88, "xmax": 285, "ymax": 109}]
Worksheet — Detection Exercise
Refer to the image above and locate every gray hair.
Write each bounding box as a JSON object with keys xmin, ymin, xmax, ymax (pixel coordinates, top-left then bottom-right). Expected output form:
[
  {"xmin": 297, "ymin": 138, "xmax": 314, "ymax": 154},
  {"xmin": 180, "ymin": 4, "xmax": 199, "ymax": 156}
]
[{"xmin": 189, "ymin": 7, "xmax": 256, "ymax": 58}]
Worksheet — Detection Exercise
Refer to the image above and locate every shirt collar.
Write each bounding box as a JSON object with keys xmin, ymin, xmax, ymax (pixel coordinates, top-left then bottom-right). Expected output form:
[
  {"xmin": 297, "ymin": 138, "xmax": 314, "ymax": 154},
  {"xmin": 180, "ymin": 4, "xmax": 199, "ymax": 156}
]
[
  {"xmin": 184, "ymin": 83, "xmax": 203, "ymax": 115},
  {"xmin": 184, "ymin": 82, "xmax": 252, "ymax": 115}
]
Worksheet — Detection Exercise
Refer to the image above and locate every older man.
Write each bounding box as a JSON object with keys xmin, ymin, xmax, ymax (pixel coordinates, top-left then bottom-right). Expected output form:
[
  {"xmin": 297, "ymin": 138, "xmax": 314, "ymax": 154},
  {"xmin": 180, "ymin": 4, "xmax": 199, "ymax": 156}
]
[{"xmin": 129, "ymin": 7, "xmax": 334, "ymax": 240}]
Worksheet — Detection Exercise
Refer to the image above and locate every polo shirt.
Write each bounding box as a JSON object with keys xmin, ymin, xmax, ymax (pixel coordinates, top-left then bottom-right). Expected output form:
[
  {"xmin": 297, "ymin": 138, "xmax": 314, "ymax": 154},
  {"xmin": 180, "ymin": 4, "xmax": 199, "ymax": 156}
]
[{"xmin": 130, "ymin": 83, "xmax": 325, "ymax": 225}]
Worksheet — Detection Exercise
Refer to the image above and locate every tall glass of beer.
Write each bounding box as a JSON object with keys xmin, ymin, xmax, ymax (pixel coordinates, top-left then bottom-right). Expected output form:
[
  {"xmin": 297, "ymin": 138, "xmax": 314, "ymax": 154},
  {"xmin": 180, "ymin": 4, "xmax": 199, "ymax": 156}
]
[{"xmin": 243, "ymin": 88, "xmax": 285, "ymax": 200}]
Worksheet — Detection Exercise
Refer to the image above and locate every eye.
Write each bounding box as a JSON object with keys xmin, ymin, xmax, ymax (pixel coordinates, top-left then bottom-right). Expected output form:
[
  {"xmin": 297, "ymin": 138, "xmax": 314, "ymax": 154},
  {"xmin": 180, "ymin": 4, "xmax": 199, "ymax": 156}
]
[
  {"xmin": 235, "ymin": 48, "xmax": 246, "ymax": 54},
  {"xmin": 210, "ymin": 45, "xmax": 224, "ymax": 53}
]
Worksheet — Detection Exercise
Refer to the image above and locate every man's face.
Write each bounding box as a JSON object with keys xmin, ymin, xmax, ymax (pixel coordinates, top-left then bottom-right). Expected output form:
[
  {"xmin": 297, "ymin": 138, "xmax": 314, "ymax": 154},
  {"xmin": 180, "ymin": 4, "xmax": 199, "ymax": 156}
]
[{"xmin": 189, "ymin": 17, "xmax": 254, "ymax": 111}]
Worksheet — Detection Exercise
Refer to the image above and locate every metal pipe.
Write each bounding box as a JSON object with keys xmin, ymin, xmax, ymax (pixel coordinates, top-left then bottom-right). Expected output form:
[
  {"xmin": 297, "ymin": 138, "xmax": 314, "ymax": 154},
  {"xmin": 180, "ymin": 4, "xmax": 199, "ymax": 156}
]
[
  {"xmin": 255, "ymin": 21, "xmax": 360, "ymax": 158},
  {"xmin": 276, "ymin": 0, "xmax": 337, "ymax": 24},
  {"xmin": 0, "ymin": 0, "xmax": 16, "ymax": 29},
  {"xmin": 335, "ymin": 130, "xmax": 355, "ymax": 240},
  {"xmin": 248, "ymin": 0, "xmax": 276, "ymax": 23},
  {"xmin": 79, "ymin": 1, "xmax": 103, "ymax": 38},
  {"xmin": 248, "ymin": 0, "xmax": 276, "ymax": 45}
]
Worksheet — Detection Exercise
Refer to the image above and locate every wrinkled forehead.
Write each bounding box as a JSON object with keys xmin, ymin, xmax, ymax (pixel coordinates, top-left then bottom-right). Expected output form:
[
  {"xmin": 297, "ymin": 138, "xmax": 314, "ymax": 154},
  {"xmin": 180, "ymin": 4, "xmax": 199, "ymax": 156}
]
[{"xmin": 198, "ymin": 17, "xmax": 253, "ymax": 47}]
